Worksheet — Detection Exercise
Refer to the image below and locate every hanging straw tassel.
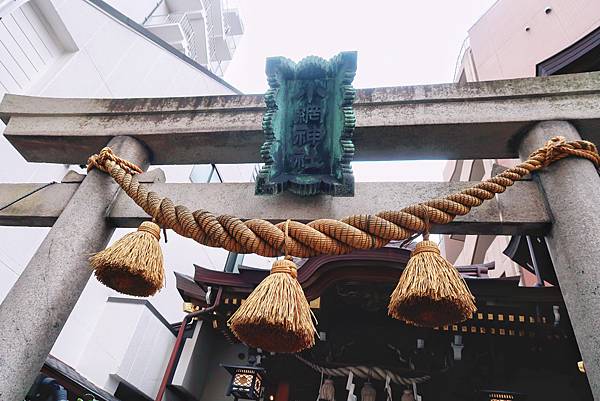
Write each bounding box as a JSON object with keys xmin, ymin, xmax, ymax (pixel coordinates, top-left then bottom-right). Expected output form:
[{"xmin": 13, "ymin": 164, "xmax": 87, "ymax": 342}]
[
  {"xmin": 90, "ymin": 221, "xmax": 164, "ymax": 297},
  {"xmin": 228, "ymin": 221, "xmax": 316, "ymax": 353},
  {"xmin": 228, "ymin": 256, "xmax": 315, "ymax": 353},
  {"xmin": 361, "ymin": 381, "xmax": 376, "ymax": 401},
  {"xmin": 388, "ymin": 210, "xmax": 476, "ymax": 327},
  {"xmin": 319, "ymin": 378, "xmax": 336, "ymax": 401}
]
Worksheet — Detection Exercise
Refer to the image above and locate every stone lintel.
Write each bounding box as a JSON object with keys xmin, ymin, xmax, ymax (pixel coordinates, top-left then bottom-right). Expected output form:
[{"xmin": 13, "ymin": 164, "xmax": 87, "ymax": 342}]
[
  {"xmin": 0, "ymin": 180, "xmax": 550, "ymax": 235},
  {"xmin": 2, "ymin": 71, "xmax": 600, "ymax": 164}
]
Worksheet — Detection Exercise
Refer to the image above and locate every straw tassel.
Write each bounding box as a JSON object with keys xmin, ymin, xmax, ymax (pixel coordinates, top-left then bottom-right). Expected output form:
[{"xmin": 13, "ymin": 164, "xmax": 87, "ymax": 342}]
[
  {"xmin": 90, "ymin": 221, "xmax": 164, "ymax": 297},
  {"xmin": 388, "ymin": 233, "xmax": 476, "ymax": 327},
  {"xmin": 228, "ymin": 220, "xmax": 315, "ymax": 353},
  {"xmin": 228, "ymin": 256, "xmax": 316, "ymax": 353},
  {"xmin": 319, "ymin": 378, "xmax": 336, "ymax": 401}
]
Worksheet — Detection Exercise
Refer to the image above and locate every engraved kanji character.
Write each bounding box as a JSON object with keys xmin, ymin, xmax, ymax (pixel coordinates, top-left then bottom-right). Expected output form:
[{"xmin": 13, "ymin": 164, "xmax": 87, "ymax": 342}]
[
  {"xmin": 293, "ymin": 124, "xmax": 308, "ymax": 146},
  {"xmin": 290, "ymin": 151, "xmax": 305, "ymax": 171},
  {"xmin": 306, "ymin": 105, "xmax": 321, "ymax": 122},
  {"xmin": 295, "ymin": 108, "xmax": 307, "ymax": 124},
  {"xmin": 306, "ymin": 128, "xmax": 321, "ymax": 146}
]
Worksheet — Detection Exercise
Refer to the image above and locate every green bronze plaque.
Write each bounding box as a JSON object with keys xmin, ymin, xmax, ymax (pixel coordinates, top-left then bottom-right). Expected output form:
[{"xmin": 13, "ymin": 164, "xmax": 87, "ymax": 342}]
[{"xmin": 255, "ymin": 52, "xmax": 357, "ymax": 196}]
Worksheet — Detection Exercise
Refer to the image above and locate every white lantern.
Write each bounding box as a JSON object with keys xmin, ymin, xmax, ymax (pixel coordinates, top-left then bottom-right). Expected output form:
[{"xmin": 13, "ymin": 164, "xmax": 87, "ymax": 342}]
[
  {"xmin": 401, "ymin": 389, "xmax": 416, "ymax": 401},
  {"xmin": 319, "ymin": 378, "xmax": 335, "ymax": 401},
  {"xmin": 360, "ymin": 382, "xmax": 376, "ymax": 401}
]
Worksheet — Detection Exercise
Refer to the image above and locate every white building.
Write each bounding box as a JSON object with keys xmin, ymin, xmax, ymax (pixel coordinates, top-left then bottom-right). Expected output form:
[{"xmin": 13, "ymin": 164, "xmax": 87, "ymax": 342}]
[
  {"xmin": 142, "ymin": 0, "xmax": 243, "ymax": 77},
  {"xmin": 0, "ymin": 0, "xmax": 250, "ymax": 399}
]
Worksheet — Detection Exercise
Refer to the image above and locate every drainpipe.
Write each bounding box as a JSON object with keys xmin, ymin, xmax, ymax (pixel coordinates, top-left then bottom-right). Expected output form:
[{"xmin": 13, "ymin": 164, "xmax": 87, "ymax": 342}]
[
  {"xmin": 155, "ymin": 287, "xmax": 223, "ymax": 401},
  {"xmin": 525, "ymin": 235, "xmax": 544, "ymax": 287},
  {"xmin": 41, "ymin": 377, "xmax": 68, "ymax": 401}
]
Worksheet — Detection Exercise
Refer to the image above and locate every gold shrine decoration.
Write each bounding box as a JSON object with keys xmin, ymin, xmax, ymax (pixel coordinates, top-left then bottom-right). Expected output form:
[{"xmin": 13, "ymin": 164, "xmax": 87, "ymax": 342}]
[{"xmin": 86, "ymin": 136, "xmax": 600, "ymax": 353}]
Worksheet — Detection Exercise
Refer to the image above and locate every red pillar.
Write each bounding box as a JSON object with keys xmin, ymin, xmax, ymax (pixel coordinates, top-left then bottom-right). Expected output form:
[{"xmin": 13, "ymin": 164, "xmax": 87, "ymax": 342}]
[{"xmin": 275, "ymin": 381, "xmax": 290, "ymax": 401}]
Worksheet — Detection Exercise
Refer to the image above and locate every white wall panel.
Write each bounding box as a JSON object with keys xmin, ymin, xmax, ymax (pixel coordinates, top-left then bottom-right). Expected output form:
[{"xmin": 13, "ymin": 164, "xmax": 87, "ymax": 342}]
[
  {"xmin": 24, "ymin": 2, "xmax": 64, "ymax": 54},
  {"xmin": 82, "ymin": 19, "xmax": 136, "ymax": 81},
  {"xmin": 1, "ymin": 16, "xmax": 46, "ymax": 71},
  {"xmin": 105, "ymin": 36, "xmax": 164, "ymax": 97},
  {"xmin": 0, "ymin": 32, "xmax": 29, "ymax": 89},
  {"xmin": 72, "ymin": 299, "xmax": 175, "ymax": 397},
  {"xmin": 0, "ymin": 22, "xmax": 38, "ymax": 79},
  {"xmin": 50, "ymin": 0, "xmax": 108, "ymax": 49},
  {"xmin": 12, "ymin": 6, "xmax": 54, "ymax": 61},
  {"xmin": 102, "ymin": 0, "xmax": 168, "ymax": 24},
  {"xmin": 39, "ymin": 51, "xmax": 110, "ymax": 96},
  {"xmin": 19, "ymin": 3, "xmax": 61, "ymax": 57},
  {"xmin": 0, "ymin": 1, "xmax": 66, "ymax": 97},
  {"xmin": 135, "ymin": 52, "xmax": 178, "ymax": 97}
]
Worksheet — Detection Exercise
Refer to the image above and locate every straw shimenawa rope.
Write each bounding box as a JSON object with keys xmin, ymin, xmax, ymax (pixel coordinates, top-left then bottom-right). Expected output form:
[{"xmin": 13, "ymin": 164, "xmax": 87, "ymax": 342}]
[
  {"xmin": 87, "ymin": 136, "xmax": 600, "ymax": 258},
  {"xmin": 294, "ymin": 355, "xmax": 431, "ymax": 385}
]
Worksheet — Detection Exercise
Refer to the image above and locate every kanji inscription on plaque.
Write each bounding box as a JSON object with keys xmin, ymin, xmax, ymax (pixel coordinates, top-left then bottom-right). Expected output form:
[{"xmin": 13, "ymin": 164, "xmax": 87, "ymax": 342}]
[{"xmin": 255, "ymin": 52, "xmax": 357, "ymax": 196}]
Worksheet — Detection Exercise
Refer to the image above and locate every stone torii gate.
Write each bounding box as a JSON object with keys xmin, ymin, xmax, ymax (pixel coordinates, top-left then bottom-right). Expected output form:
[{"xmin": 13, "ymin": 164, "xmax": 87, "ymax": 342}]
[{"xmin": 1, "ymin": 71, "xmax": 600, "ymax": 400}]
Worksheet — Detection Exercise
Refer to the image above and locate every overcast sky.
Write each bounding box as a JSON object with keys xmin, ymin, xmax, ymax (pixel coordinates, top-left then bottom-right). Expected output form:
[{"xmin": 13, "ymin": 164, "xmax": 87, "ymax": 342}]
[
  {"xmin": 222, "ymin": 0, "xmax": 497, "ymax": 182},
  {"xmin": 225, "ymin": 0, "xmax": 497, "ymax": 93}
]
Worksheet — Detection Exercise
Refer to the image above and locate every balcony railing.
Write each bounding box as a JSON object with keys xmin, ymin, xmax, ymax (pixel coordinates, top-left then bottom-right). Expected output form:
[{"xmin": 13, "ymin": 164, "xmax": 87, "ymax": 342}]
[
  {"xmin": 145, "ymin": 12, "xmax": 201, "ymax": 63},
  {"xmin": 144, "ymin": 1, "xmax": 243, "ymax": 76}
]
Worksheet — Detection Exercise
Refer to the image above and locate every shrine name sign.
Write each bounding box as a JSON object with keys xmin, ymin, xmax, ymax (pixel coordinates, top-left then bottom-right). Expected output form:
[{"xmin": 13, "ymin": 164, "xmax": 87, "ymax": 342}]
[{"xmin": 255, "ymin": 52, "xmax": 357, "ymax": 196}]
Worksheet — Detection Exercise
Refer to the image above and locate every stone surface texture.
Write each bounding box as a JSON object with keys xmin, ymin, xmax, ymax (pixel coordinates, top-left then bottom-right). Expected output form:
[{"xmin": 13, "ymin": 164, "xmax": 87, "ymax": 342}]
[
  {"xmin": 0, "ymin": 181, "xmax": 550, "ymax": 234},
  {"xmin": 2, "ymin": 71, "xmax": 600, "ymax": 164},
  {"xmin": 519, "ymin": 120, "xmax": 600, "ymax": 398},
  {"xmin": 0, "ymin": 136, "xmax": 150, "ymax": 401}
]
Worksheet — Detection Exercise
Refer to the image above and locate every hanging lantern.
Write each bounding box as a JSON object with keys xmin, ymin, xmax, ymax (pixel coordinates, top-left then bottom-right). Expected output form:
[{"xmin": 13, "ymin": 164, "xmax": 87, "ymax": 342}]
[
  {"xmin": 401, "ymin": 389, "xmax": 415, "ymax": 401},
  {"xmin": 319, "ymin": 378, "xmax": 335, "ymax": 401},
  {"xmin": 360, "ymin": 382, "xmax": 376, "ymax": 401},
  {"xmin": 221, "ymin": 365, "xmax": 265, "ymax": 401},
  {"xmin": 482, "ymin": 390, "xmax": 524, "ymax": 400}
]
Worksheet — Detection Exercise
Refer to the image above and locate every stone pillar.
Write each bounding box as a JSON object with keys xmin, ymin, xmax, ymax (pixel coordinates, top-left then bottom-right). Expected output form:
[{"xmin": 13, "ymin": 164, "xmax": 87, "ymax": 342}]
[
  {"xmin": 0, "ymin": 136, "xmax": 150, "ymax": 401},
  {"xmin": 519, "ymin": 120, "xmax": 600, "ymax": 396}
]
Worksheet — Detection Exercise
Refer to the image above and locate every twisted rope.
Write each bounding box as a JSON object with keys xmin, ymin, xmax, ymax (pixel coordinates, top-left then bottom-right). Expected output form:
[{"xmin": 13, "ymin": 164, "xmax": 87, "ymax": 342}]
[
  {"xmin": 87, "ymin": 136, "xmax": 600, "ymax": 258},
  {"xmin": 294, "ymin": 355, "xmax": 431, "ymax": 385},
  {"xmin": 87, "ymin": 147, "xmax": 143, "ymax": 176}
]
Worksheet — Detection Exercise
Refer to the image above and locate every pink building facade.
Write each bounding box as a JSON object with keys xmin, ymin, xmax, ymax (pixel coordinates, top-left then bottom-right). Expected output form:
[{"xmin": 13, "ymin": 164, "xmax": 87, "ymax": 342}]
[{"xmin": 442, "ymin": 0, "xmax": 600, "ymax": 284}]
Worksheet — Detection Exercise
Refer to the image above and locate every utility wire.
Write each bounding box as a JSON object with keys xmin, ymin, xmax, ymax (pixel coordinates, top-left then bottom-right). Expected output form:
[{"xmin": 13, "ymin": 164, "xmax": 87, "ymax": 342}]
[
  {"xmin": 0, "ymin": 181, "xmax": 56, "ymax": 212},
  {"xmin": 0, "ymin": 182, "xmax": 57, "ymax": 275},
  {"xmin": 0, "ymin": 255, "xmax": 20, "ymax": 276}
]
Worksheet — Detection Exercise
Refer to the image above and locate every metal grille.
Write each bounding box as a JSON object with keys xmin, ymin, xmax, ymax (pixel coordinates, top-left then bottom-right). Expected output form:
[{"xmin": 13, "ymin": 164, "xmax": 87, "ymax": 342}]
[{"xmin": 233, "ymin": 372, "xmax": 253, "ymax": 387}]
